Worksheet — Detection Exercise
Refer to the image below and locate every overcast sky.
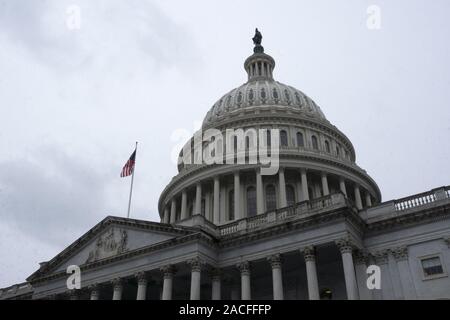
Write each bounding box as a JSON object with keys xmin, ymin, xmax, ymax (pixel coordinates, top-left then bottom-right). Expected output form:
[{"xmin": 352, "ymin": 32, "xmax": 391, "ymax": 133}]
[{"xmin": 0, "ymin": 0, "xmax": 449, "ymax": 287}]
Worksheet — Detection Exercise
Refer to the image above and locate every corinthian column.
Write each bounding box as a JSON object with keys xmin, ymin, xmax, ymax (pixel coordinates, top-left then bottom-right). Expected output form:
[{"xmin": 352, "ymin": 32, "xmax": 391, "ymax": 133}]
[
  {"xmin": 181, "ymin": 190, "xmax": 187, "ymax": 220},
  {"xmin": 392, "ymin": 247, "xmax": 417, "ymax": 299},
  {"xmin": 136, "ymin": 272, "xmax": 148, "ymax": 300},
  {"xmin": 210, "ymin": 268, "xmax": 222, "ymax": 300},
  {"xmin": 335, "ymin": 239, "xmax": 359, "ymax": 300},
  {"xmin": 188, "ymin": 258, "xmax": 203, "ymax": 300},
  {"xmin": 161, "ymin": 265, "xmax": 176, "ymax": 300},
  {"xmin": 111, "ymin": 278, "xmax": 123, "ymax": 300},
  {"xmin": 195, "ymin": 183, "xmax": 202, "ymax": 215},
  {"xmin": 89, "ymin": 284, "xmax": 100, "ymax": 300},
  {"xmin": 267, "ymin": 254, "xmax": 284, "ymax": 300},
  {"xmin": 300, "ymin": 169, "xmax": 309, "ymax": 201},
  {"xmin": 170, "ymin": 199, "xmax": 177, "ymax": 223},
  {"xmin": 213, "ymin": 177, "xmax": 220, "ymax": 224},
  {"xmin": 301, "ymin": 246, "xmax": 319, "ymax": 300},
  {"xmin": 237, "ymin": 261, "xmax": 251, "ymax": 300}
]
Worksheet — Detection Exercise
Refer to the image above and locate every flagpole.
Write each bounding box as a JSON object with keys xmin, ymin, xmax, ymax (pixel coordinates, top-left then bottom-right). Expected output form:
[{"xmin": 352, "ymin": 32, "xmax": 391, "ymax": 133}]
[{"xmin": 127, "ymin": 141, "xmax": 138, "ymax": 218}]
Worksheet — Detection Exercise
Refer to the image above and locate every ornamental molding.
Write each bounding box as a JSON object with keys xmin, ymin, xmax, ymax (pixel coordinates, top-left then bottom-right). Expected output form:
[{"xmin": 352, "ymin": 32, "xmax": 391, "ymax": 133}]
[
  {"xmin": 236, "ymin": 261, "xmax": 251, "ymax": 275},
  {"xmin": 354, "ymin": 250, "xmax": 370, "ymax": 265},
  {"xmin": 390, "ymin": 246, "xmax": 409, "ymax": 261},
  {"xmin": 335, "ymin": 237, "xmax": 356, "ymax": 254},
  {"xmin": 300, "ymin": 246, "xmax": 316, "ymax": 262},
  {"xmin": 160, "ymin": 265, "xmax": 177, "ymax": 278},
  {"xmin": 267, "ymin": 254, "xmax": 282, "ymax": 268},
  {"xmin": 187, "ymin": 257, "xmax": 205, "ymax": 272},
  {"xmin": 371, "ymin": 250, "xmax": 390, "ymax": 265}
]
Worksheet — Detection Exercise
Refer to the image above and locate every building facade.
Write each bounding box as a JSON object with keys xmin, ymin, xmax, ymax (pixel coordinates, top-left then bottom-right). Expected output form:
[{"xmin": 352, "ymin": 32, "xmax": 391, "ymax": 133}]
[{"xmin": 1, "ymin": 32, "xmax": 450, "ymax": 300}]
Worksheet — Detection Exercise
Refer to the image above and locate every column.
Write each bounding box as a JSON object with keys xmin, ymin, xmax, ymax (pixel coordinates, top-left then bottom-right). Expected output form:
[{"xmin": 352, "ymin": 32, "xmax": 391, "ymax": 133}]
[
  {"xmin": 354, "ymin": 251, "xmax": 372, "ymax": 300},
  {"xmin": 210, "ymin": 268, "xmax": 222, "ymax": 300},
  {"xmin": 301, "ymin": 246, "xmax": 319, "ymax": 300},
  {"xmin": 392, "ymin": 247, "xmax": 417, "ymax": 299},
  {"xmin": 278, "ymin": 168, "xmax": 287, "ymax": 208},
  {"xmin": 163, "ymin": 207, "xmax": 170, "ymax": 224},
  {"xmin": 354, "ymin": 185, "xmax": 363, "ymax": 210},
  {"xmin": 89, "ymin": 284, "xmax": 100, "ymax": 300},
  {"xmin": 300, "ymin": 169, "xmax": 309, "ymax": 201},
  {"xmin": 181, "ymin": 190, "xmax": 187, "ymax": 220},
  {"xmin": 256, "ymin": 169, "xmax": 264, "ymax": 215},
  {"xmin": 267, "ymin": 254, "xmax": 284, "ymax": 300},
  {"xmin": 112, "ymin": 278, "xmax": 123, "ymax": 300},
  {"xmin": 237, "ymin": 261, "xmax": 251, "ymax": 300},
  {"xmin": 339, "ymin": 177, "xmax": 347, "ymax": 197},
  {"xmin": 161, "ymin": 265, "xmax": 175, "ymax": 300},
  {"xmin": 321, "ymin": 172, "xmax": 329, "ymax": 196},
  {"xmin": 336, "ymin": 239, "xmax": 359, "ymax": 300},
  {"xmin": 234, "ymin": 172, "xmax": 241, "ymax": 220},
  {"xmin": 213, "ymin": 177, "xmax": 220, "ymax": 224},
  {"xmin": 170, "ymin": 199, "xmax": 176, "ymax": 223},
  {"xmin": 188, "ymin": 258, "xmax": 202, "ymax": 300},
  {"xmin": 365, "ymin": 192, "xmax": 372, "ymax": 207},
  {"xmin": 373, "ymin": 250, "xmax": 394, "ymax": 300},
  {"xmin": 195, "ymin": 183, "xmax": 202, "ymax": 215},
  {"xmin": 136, "ymin": 272, "xmax": 148, "ymax": 301}
]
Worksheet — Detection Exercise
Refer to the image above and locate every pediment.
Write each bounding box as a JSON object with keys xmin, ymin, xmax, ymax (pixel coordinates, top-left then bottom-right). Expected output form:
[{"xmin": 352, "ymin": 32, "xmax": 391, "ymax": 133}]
[{"xmin": 28, "ymin": 216, "xmax": 194, "ymax": 280}]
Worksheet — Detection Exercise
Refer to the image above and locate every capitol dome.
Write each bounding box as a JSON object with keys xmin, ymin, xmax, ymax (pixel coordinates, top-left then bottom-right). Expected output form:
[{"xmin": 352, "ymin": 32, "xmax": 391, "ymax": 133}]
[{"xmin": 159, "ymin": 30, "xmax": 381, "ymax": 224}]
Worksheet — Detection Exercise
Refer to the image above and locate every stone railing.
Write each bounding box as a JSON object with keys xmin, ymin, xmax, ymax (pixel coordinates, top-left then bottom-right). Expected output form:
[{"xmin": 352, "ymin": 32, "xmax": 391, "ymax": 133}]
[
  {"xmin": 362, "ymin": 186, "xmax": 450, "ymax": 222},
  {"xmin": 394, "ymin": 186, "xmax": 449, "ymax": 212},
  {"xmin": 219, "ymin": 192, "xmax": 348, "ymax": 237}
]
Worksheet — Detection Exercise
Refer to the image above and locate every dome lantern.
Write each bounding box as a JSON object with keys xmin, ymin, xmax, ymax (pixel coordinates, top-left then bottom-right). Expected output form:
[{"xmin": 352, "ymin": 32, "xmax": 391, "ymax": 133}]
[{"xmin": 244, "ymin": 28, "xmax": 276, "ymax": 82}]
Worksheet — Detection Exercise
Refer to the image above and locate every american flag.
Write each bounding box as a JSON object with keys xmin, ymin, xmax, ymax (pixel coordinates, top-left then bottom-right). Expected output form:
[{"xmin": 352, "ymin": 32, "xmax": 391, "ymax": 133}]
[{"xmin": 120, "ymin": 149, "xmax": 136, "ymax": 177}]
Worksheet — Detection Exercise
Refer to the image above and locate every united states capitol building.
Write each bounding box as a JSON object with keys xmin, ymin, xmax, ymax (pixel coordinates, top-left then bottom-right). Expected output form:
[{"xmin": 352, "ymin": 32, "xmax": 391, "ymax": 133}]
[{"xmin": 1, "ymin": 31, "xmax": 449, "ymax": 301}]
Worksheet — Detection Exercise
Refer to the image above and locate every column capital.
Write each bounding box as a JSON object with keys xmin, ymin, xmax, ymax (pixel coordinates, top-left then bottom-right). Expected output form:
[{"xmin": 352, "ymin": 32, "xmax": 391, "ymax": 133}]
[
  {"xmin": 371, "ymin": 249, "xmax": 389, "ymax": 264},
  {"xmin": 335, "ymin": 238, "xmax": 355, "ymax": 254},
  {"xmin": 160, "ymin": 265, "xmax": 177, "ymax": 278},
  {"xmin": 300, "ymin": 246, "xmax": 316, "ymax": 262},
  {"xmin": 444, "ymin": 236, "xmax": 450, "ymax": 248},
  {"xmin": 87, "ymin": 283, "xmax": 99, "ymax": 291},
  {"xmin": 390, "ymin": 246, "xmax": 409, "ymax": 261},
  {"xmin": 208, "ymin": 267, "xmax": 222, "ymax": 281},
  {"xmin": 68, "ymin": 290, "xmax": 80, "ymax": 300},
  {"xmin": 135, "ymin": 271, "xmax": 150, "ymax": 285},
  {"xmin": 267, "ymin": 254, "xmax": 282, "ymax": 269},
  {"xmin": 354, "ymin": 250, "xmax": 370, "ymax": 265},
  {"xmin": 187, "ymin": 257, "xmax": 205, "ymax": 272},
  {"xmin": 236, "ymin": 261, "xmax": 251, "ymax": 275},
  {"xmin": 111, "ymin": 278, "xmax": 123, "ymax": 290}
]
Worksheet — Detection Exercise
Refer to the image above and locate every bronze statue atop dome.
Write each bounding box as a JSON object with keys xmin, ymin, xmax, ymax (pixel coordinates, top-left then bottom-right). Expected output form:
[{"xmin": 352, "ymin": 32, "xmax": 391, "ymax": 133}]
[
  {"xmin": 252, "ymin": 28, "xmax": 264, "ymax": 53},
  {"xmin": 253, "ymin": 28, "xmax": 262, "ymax": 46}
]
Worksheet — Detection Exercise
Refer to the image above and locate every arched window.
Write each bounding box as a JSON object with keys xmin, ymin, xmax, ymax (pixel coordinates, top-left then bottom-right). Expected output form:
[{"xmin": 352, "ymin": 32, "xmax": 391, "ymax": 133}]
[
  {"xmin": 266, "ymin": 185, "xmax": 277, "ymax": 211},
  {"xmin": 311, "ymin": 135, "xmax": 319, "ymax": 150},
  {"xmin": 280, "ymin": 130, "xmax": 288, "ymax": 147},
  {"xmin": 286, "ymin": 185, "xmax": 296, "ymax": 206},
  {"xmin": 296, "ymin": 132, "xmax": 304, "ymax": 147},
  {"xmin": 247, "ymin": 187, "xmax": 257, "ymax": 217},
  {"xmin": 228, "ymin": 190, "xmax": 235, "ymax": 221},
  {"xmin": 325, "ymin": 140, "xmax": 330, "ymax": 153}
]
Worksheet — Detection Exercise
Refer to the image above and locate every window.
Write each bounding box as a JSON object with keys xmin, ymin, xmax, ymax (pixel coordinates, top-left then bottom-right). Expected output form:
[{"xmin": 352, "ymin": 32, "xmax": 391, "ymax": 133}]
[
  {"xmin": 325, "ymin": 140, "xmax": 330, "ymax": 153},
  {"xmin": 421, "ymin": 256, "xmax": 444, "ymax": 278},
  {"xmin": 228, "ymin": 190, "xmax": 235, "ymax": 221},
  {"xmin": 280, "ymin": 130, "xmax": 288, "ymax": 147},
  {"xmin": 266, "ymin": 185, "xmax": 277, "ymax": 211},
  {"xmin": 286, "ymin": 185, "xmax": 296, "ymax": 206},
  {"xmin": 311, "ymin": 135, "xmax": 319, "ymax": 150},
  {"xmin": 247, "ymin": 187, "xmax": 257, "ymax": 217},
  {"xmin": 336, "ymin": 145, "xmax": 340, "ymax": 157},
  {"xmin": 296, "ymin": 132, "xmax": 304, "ymax": 147},
  {"xmin": 266, "ymin": 130, "xmax": 271, "ymax": 147}
]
